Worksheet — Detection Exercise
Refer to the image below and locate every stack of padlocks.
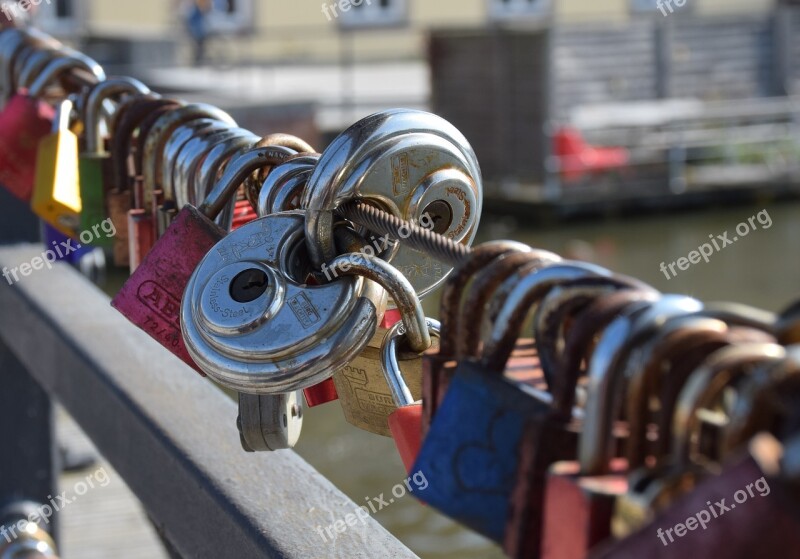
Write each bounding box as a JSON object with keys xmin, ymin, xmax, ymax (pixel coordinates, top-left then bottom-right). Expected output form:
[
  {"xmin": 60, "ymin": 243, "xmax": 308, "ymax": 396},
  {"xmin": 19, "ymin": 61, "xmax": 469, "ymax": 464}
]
[{"xmin": 2, "ymin": 25, "xmax": 800, "ymax": 559}]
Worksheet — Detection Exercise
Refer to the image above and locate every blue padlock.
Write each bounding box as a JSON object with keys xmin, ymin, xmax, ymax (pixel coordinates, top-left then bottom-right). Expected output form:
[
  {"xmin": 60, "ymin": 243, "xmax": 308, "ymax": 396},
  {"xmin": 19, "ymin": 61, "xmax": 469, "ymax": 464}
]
[{"xmin": 412, "ymin": 261, "xmax": 634, "ymax": 541}]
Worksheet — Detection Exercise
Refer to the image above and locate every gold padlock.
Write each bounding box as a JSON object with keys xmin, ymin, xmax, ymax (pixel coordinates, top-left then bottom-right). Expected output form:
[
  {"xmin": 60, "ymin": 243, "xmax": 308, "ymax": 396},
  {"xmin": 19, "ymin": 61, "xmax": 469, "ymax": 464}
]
[
  {"xmin": 31, "ymin": 96, "xmax": 82, "ymax": 236},
  {"xmin": 333, "ymin": 314, "xmax": 441, "ymax": 436}
]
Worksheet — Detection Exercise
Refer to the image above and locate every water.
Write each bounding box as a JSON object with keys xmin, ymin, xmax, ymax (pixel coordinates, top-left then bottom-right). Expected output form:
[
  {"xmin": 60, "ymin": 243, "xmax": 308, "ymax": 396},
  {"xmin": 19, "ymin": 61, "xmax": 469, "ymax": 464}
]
[{"xmin": 294, "ymin": 200, "xmax": 800, "ymax": 559}]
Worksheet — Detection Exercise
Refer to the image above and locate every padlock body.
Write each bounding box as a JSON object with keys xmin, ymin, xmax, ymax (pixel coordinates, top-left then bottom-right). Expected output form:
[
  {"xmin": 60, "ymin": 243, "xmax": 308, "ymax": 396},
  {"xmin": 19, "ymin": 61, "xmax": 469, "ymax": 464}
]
[
  {"xmin": 333, "ymin": 328, "xmax": 435, "ymax": 436},
  {"xmin": 412, "ymin": 351, "xmax": 550, "ymax": 542},
  {"xmin": 111, "ymin": 205, "xmax": 224, "ymax": 373},
  {"xmin": 108, "ymin": 188, "xmax": 132, "ymax": 267},
  {"xmin": 78, "ymin": 155, "xmax": 112, "ymax": 247},
  {"xmin": 31, "ymin": 128, "xmax": 82, "ymax": 237},
  {"xmin": 0, "ymin": 94, "xmax": 54, "ymax": 201}
]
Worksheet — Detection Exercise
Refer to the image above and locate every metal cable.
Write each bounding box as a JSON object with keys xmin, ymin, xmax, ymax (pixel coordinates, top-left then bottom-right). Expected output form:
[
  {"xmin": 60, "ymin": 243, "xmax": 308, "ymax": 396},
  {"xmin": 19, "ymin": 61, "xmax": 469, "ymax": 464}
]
[{"xmin": 337, "ymin": 201, "xmax": 473, "ymax": 268}]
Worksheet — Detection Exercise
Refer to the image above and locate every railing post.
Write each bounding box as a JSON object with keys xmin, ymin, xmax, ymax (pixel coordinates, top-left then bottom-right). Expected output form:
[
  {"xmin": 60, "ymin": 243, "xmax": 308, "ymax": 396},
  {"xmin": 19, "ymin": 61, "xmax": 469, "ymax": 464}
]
[{"xmin": 0, "ymin": 338, "xmax": 59, "ymax": 545}]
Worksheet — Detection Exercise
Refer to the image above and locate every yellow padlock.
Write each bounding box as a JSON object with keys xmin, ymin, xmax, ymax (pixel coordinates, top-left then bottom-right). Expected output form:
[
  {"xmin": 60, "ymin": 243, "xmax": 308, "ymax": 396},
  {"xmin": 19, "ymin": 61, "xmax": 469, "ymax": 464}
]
[{"xmin": 31, "ymin": 97, "xmax": 82, "ymax": 237}]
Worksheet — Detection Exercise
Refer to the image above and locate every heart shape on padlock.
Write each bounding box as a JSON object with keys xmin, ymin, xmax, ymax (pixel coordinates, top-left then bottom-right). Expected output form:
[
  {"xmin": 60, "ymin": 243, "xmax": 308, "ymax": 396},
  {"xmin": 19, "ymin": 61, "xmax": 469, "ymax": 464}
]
[{"xmin": 453, "ymin": 410, "xmax": 522, "ymax": 495}]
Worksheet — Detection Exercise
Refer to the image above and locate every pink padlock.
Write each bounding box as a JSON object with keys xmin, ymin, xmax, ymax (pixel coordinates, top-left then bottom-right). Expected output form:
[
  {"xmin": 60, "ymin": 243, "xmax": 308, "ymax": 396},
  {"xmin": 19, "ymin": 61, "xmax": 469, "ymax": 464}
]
[
  {"xmin": 0, "ymin": 90, "xmax": 53, "ymax": 200},
  {"xmin": 111, "ymin": 145, "xmax": 295, "ymax": 373}
]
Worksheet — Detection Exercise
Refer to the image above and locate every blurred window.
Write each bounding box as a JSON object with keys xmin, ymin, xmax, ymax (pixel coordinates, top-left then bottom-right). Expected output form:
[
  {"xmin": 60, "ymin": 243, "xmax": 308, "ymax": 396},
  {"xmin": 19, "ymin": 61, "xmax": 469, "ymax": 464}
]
[
  {"xmin": 206, "ymin": 0, "xmax": 255, "ymax": 34},
  {"xmin": 34, "ymin": 0, "xmax": 82, "ymax": 35},
  {"xmin": 630, "ymin": 0, "xmax": 692, "ymax": 16},
  {"xmin": 488, "ymin": 0, "xmax": 552, "ymax": 21},
  {"xmin": 338, "ymin": 0, "xmax": 408, "ymax": 29}
]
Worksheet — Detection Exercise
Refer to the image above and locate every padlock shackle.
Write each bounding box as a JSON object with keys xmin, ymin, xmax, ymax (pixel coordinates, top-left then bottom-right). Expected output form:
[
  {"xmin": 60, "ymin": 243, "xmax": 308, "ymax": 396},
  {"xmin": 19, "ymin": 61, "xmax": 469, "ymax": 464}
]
[
  {"xmin": 325, "ymin": 252, "xmax": 431, "ymax": 353},
  {"xmin": 161, "ymin": 118, "xmax": 230, "ymax": 202},
  {"xmin": 84, "ymin": 77, "xmax": 151, "ymax": 155},
  {"xmin": 142, "ymin": 103, "xmax": 236, "ymax": 207},
  {"xmin": 382, "ymin": 318, "xmax": 441, "ymax": 407},
  {"xmin": 257, "ymin": 154, "xmax": 320, "ymax": 217},
  {"xmin": 481, "ymin": 262, "xmax": 613, "ymax": 373},
  {"xmin": 723, "ymin": 348, "xmax": 800, "ymax": 455},
  {"xmin": 579, "ymin": 295, "xmax": 703, "ymax": 476},
  {"xmin": 191, "ymin": 130, "xmax": 259, "ymax": 209},
  {"xmin": 18, "ymin": 45, "xmax": 63, "ymax": 91},
  {"xmin": 438, "ymin": 241, "xmax": 531, "ymax": 359},
  {"xmin": 197, "ymin": 145, "xmax": 296, "ymax": 219},
  {"xmin": 52, "ymin": 97, "xmax": 74, "ymax": 135},
  {"xmin": 461, "ymin": 249, "xmax": 561, "ymax": 360},
  {"xmin": 623, "ymin": 315, "xmax": 730, "ymax": 469},
  {"xmin": 671, "ymin": 342, "xmax": 786, "ymax": 468},
  {"xmin": 28, "ymin": 50, "xmax": 105, "ymax": 98},
  {"xmin": 554, "ymin": 289, "xmax": 660, "ymax": 421},
  {"xmin": 686, "ymin": 303, "xmax": 778, "ymax": 335}
]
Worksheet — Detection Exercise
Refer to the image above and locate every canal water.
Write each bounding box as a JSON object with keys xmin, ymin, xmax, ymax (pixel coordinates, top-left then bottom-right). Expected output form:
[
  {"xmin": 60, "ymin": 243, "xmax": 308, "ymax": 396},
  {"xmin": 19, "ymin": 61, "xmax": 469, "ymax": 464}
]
[{"xmin": 294, "ymin": 200, "xmax": 800, "ymax": 559}]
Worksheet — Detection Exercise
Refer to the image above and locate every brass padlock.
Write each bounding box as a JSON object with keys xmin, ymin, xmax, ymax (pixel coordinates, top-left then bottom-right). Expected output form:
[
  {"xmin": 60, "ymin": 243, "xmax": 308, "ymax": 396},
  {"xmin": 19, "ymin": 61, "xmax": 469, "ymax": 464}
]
[{"xmin": 333, "ymin": 322, "xmax": 440, "ymax": 436}]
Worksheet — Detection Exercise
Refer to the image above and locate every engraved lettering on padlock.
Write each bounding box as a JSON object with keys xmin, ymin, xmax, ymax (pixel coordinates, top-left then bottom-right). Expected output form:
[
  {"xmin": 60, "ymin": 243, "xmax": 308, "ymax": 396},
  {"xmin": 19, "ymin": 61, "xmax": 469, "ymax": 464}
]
[
  {"xmin": 287, "ymin": 293, "xmax": 321, "ymax": 329},
  {"xmin": 391, "ymin": 152, "xmax": 410, "ymax": 196}
]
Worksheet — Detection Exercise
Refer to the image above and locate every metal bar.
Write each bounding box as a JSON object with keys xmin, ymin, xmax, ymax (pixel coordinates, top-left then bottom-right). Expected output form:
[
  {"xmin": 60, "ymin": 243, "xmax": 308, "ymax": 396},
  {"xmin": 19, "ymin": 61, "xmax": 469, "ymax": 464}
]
[
  {"xmin": 0, "ymin": 245, "xmax": 418, "ymax": 559},
  {"xmin": 0, "ymin": 338, "xmax": 59, "ymax": 544}
]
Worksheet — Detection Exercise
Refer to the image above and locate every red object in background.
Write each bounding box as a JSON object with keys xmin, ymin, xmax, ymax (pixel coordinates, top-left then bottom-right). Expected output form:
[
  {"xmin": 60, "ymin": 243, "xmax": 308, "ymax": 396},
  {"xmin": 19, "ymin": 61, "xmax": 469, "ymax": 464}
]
[
  {"xmin": 231, "ymin": 199, "xmax": 258, "ymax": 230},
  {"xmin": 553, "ymin": 127, "xmax": 629, "ymax": 182},
  {"xmin": 303, "ymin": 309, "xmax": 403, "ymax": 407},
  {"xmin": 0, "ymin": 92, "xmax": 55, "ymax": 201}
]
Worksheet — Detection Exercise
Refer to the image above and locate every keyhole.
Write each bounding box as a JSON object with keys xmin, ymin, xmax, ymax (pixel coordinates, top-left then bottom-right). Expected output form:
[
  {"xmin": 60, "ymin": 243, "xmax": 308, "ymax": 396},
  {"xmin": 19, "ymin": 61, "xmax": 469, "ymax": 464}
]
[
  {"xmin": 230, "ymin": 269, "xmax": 269, "ymax": 303},
  {"xmin": 422, "ymin": 201, "xmax": 454, "ymax": 235}
]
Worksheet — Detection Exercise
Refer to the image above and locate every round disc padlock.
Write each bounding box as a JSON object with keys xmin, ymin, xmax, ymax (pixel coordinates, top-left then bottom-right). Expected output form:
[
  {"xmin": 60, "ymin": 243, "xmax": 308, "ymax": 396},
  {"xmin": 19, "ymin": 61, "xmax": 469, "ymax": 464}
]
[
  {"xmin": 181, "ymin": 211, "xmax": 387, "ymax": 394},
  {"xmin": 301, "ymin": 109, "xmax": 483, "ymax": 301}
]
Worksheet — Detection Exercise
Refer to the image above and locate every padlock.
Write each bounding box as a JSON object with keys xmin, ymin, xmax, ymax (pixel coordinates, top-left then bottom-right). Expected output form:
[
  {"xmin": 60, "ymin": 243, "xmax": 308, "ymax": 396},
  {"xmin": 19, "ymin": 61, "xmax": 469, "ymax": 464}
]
[
  {"xmin": 723, "ymin": 346, "xmax": 800, "ymax": 455},
  {"xmin": 623, "ymin": 309, "xmax": 777, "ymax": 468},
  {"xmin": 141, "ymin": 103, "xmax": 236, "ymax": 213},
  {"xmin": 611, "ymin": 342, "xmax": 787, "ymax": 539},
  {"xmin": 592, "ymin": 433, "xmax": 800, "ymax": 559},
  {"xmin": 30, "ymin": 96, "xmax": 82, "ymax": 236},
  {"xmin": 421, "ymin": 241, "xmax": 533, "ymax": 435},
  {"xmin": 323, "ymin": 246, "xmax": 435, "ymax": 435},
  {"xmin": 0, "ymin": 51, "xmax": 105, "ymax": 202},
  {"xmin": 244, "ymin": 133, "xmax": 315, "ymax": 209},
  {"xmin": 413, "ymin": 262, "xmax": 626, "ymax": 542},
  {"xmin": 79, "ymin": 78, "xmax": 151, "ymax": 247},
  {"xmin": 537, "ymin": 295, "xmax": 704, "ymax": 559},
  {"xmin": 381, "ymin": 316, "xmax": 441, "ymax": 472},
  {"xmin": 503, "ymin": 285, "xmax": 660, "ymax": 559},
  {"xmin": 180, "ymin": 212, "xmax": 387, "ymax": 393},
  {"xmin": 237, "ymin": 391, "xmax": 304, "ymax": 452},
  {"xmin": 110, "ymin": 97, "xmax": 180, "ymax": 268},
  {"xmin": 457, "ymin": 249, "xmax": 563, "ymax": 361},
  {"xmin": 0, "ymin": 27, "xmax": 61, "ymax": 104},
  {"xmin": 302, "ymin": 109, "xmax": 483, "ymax": 301},
  {"xmin": 111, "ymin": 145, "xmax": 296, "ymax": 372},
  {"xmin": 610, "ymin": 319, "xmax": 775, "ymax": 540}
]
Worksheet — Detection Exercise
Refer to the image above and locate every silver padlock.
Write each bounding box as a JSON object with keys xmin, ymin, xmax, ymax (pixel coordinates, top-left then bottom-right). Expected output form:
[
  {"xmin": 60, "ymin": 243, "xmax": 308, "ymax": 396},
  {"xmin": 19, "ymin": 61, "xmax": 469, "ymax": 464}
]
[
  {"xmin": 301, "ymin": 108, "xmax": 483, "ymax": 301},
  {"xmin": 258, "ymin": 153, "xmax": 320, "ymax": 216},
  {"xmin": 237, "ymin": 391, "xmax": 304, "ymax": 452},
  {"xmin": 181, "ymin": 211, "xmax": 387, "ymax": 394}
]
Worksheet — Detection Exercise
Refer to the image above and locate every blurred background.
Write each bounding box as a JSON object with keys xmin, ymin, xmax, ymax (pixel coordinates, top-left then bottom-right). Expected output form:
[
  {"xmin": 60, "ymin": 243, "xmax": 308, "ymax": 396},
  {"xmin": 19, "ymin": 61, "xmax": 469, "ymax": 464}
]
[{"xmin": 6, "ymin": 0, "xmax": 800, "ymax": 557}]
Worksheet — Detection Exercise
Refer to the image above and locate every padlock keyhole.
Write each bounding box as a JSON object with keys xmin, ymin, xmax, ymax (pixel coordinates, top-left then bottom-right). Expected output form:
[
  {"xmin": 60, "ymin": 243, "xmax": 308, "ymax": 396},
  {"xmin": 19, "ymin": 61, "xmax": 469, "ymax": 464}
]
[{"xmin": 230, "ymin": 268, "xmax": 270, "ymax": 303}]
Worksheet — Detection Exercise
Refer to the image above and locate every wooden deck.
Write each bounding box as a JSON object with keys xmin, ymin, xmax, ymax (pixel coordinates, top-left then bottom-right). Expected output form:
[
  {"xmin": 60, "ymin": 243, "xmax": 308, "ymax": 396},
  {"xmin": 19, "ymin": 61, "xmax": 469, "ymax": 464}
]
[{"xmin": 57, "ymin": 406, "xmax": 169, "ymax": 559}]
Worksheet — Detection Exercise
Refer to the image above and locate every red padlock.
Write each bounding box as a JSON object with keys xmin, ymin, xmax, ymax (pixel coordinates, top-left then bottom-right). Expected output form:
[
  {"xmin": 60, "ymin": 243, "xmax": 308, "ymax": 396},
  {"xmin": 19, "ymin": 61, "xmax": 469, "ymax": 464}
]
[
  {"xmin": 0, "ymin": 90, "xmax": 54, "ymax": 200},
  {"xmin": 111, "ymin": 145, "xmax": 295, "ymax": 372},
  {"xmin": 382, "ymin": 316, "xmax": 440, "ymax": 472},
  {"xmin": 0, "ymin": 47, "xmax": 104, "ymax": 200}
]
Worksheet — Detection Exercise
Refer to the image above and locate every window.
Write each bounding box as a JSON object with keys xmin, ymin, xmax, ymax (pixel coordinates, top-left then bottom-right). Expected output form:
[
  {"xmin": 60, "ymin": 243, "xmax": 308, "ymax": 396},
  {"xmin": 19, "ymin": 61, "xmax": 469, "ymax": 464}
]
[
  {"xmin": 336, "ymin": 0, "xmax": 408, "ymax": 29},
  {"xmin": 28, "ymin": 0, "xmax": 82, "ymax": 35},
  {"xmin": 206, "ymin": 0, "xmax": 255, "ymax": 34},
  {"xmin": 630, "ymin": 0, "xmax": 692, "ymax": 17},
  {"xmin": 489, "ymin": 0, "xmax": 552, "ymax": 21}
]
